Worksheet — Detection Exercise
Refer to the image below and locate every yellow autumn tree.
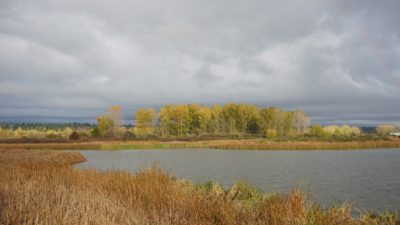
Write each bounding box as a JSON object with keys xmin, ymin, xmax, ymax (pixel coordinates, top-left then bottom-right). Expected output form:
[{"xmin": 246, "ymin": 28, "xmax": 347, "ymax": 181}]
[
  {"xmin": 135, "ymin": 108, "xmax": 156, "ymax": 137},
  {"xmin": 96, "ymin": 115, "xmax": 114, "ymax": 136}
]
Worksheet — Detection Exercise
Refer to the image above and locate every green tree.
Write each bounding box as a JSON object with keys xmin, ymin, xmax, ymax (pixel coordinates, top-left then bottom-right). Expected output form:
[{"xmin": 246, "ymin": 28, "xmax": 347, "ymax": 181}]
[
  {"xmin": 310, "ymin": 124, "xmax": 325, "ymax": 138},
  {"xmin": 91, "ymin": 127, "xmax": 101, "ymax": 137},
  {"xmin": 96, "ymin": 115, "xmax": 114, "ymax": 136}
]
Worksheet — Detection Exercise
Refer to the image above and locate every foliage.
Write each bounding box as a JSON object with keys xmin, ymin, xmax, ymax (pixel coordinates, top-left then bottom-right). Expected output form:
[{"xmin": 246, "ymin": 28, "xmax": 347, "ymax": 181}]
[
  {"xmin": 90, "ymin": 127, "xmax": 101, "ymax": 137},
  {"xmin": 265, "ymin": 129, "xmax": 277, "ymax": 139},
  {"xmin": 96, "ymin": 115, "xmax": 114, "ymax": 136},
  {"xmin": 96, "ymin": 105, "xmax": 125, "ymax": 137},
  {"xmin": 147, "ymin": 103, "xmax": 311, "ymax": 138},
  {"xmin": 323, "ymin": 125, "xmax": 362, "ymax": 137},
  {"xmin": 135, "ymin": 108, "xmax": 156, "ymax": 137},
  {"xmin": 310, "ymin": 124, "xmax": 325, "ymax": 138}
]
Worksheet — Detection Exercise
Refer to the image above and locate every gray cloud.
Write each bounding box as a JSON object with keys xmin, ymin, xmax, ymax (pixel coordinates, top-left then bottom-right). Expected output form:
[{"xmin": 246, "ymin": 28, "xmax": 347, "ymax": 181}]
[{"xmin": 0, "ymin": 0, "xmax": 400, "ymax": 125}]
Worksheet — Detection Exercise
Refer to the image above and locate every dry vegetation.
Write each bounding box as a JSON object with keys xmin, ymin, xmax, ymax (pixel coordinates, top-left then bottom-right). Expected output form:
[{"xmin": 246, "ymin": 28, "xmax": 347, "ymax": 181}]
[
  {"xmin": 208, "ymin": 139, "xmax": 400, "ymax": 150},
  {"xmin": 0, "ymin": 149, "xmax": 86, "ymax": 166},
  {"xmin": 1, "ymin": 138, "xmax": 400, "ymax": 151},
  {"xmin": 1, "ymin": 150, "xmax": 399, "ymax": 225}
]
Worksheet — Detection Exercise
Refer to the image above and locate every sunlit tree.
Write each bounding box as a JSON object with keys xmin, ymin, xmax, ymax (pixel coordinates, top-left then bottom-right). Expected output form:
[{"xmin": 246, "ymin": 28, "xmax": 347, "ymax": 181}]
[
  {"xmin": 209, "ymin": 104, "xmax": 222, "ymax": 134},
  {"xmin": 221, "ymin": 103, "xmax": 239, "ymax": 134},
  {"xmin": 135, "ymin": 108, "xmax": 156, "ymax": 137},
  {"xmin": 188, "ymin": 104, "xmax": 211, "ymax": 135},
  {"xmin": 238, "ymin": 104, "xmax": 260, "ymax": 134},
  {"xmin": 292, "ymin": 110, "xmax": 310, "ymax": 135},
  {"xmin": 160, "ymin": 105, "xmax": 173, "ymax": 136}
]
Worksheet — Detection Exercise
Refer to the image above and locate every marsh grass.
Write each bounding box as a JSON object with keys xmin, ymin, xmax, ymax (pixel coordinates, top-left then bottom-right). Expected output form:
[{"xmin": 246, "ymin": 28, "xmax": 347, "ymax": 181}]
[
  {"xmin": 1, "ymin": 139, "xmax": 400, "ymax": 151},
  {"xmin": 0, "ymin": 149, "xmax": 86, "ymax": 166},
  {"xmin": 208, "ymin": 139, "xmax": 400, "ymax": 150},
  {"xmin": 99, "ymin": 141, "xmax": 209, "ymax": 150},
  {"xmin": 1, "ymin": 150, "xmax": 400, "ymax": 225}
]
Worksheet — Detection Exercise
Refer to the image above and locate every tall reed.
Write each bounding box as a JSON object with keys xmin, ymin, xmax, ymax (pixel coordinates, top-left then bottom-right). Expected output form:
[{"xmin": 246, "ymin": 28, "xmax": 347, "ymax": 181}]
[{"xmin": 0, "ymin": 150, "xmax": 399, "ymax": 224}]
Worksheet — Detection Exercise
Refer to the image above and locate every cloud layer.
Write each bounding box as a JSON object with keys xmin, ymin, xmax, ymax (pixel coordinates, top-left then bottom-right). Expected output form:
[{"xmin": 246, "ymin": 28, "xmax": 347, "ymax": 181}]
[{"xmin": 1, "ymin": 0, "xmax": 400, "ymax": 124}]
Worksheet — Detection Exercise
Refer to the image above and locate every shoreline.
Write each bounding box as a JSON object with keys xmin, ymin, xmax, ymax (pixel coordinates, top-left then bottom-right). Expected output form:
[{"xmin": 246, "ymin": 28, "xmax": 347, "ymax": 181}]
[{"xmin": 1, "ymin": 138, "xmax": 400, "ymax": 151}]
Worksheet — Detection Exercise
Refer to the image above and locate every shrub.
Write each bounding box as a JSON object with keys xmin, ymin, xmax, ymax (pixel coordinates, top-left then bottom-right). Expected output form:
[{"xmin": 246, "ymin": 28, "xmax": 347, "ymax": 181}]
[
  {"xmin": 69, "ymin": 131, "xmax": 80, "ymax": 141},
  {"xmin": 376, "ymin": 125, "xmax": 396, "ymax": 136},
  {"xmin": 310, "ymin": 124, "xmax": 325, "ymax": 138},
  {"xmin": 91, "ymin": 127, "xmax": 101, "ymax": 137},
  {"xmin": 265, "ymin": 129, "xmax": 277, "ymax": 139}
]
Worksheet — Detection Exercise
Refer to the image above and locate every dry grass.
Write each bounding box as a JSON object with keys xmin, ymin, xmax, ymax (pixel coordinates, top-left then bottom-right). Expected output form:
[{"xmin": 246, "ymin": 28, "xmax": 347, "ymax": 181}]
[
  {"xmin": 0, "ymin": 149, "xmax": 86, "ymax": 166},
  {"xmin": 208, "ymin": 139, "xmax": 400, "ymax": 150},
  {"xmin": 0, "ymin": 150, "xmax": 399, "ymax": 225},
  {"xmin": 1, "ymin": 139, "xmax": 400, "ymax": 151},
  {"xmin": 0, "ymin": 143, "xmax": 101, "ymax": 151}
]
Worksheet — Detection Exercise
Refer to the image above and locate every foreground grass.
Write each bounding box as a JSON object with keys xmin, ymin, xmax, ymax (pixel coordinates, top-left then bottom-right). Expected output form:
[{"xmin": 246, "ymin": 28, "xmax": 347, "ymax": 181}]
[
  {"xmin": 1, "ymin": 138, "xmax": 400, "ymax": 151},
  {"xmin": 1, "ymin": 150, "xmax": 399, "ymax": 225}
]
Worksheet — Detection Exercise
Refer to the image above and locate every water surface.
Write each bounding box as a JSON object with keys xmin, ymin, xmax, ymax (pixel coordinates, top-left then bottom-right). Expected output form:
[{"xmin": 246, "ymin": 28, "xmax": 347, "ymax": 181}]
[{"xmin": 77, "ymin": 148, "xmax": 400, "ymax": 212}]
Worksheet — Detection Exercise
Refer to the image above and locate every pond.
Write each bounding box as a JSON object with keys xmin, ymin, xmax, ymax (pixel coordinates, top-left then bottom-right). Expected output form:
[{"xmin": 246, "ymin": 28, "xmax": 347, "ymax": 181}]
[{"xmin": 76, "ymin": 148, "xmax": 400, "ymax": 212}]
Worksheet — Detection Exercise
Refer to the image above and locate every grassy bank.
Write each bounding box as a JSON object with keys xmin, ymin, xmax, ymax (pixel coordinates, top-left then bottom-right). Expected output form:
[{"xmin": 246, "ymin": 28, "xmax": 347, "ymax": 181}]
[
  {"xmin": 0, "ymin": 149, "xmax": 86, "ymax": 166},
  {"xmin": 1, "ymin": 138, "xmax": 400, "ymax": 151},
  {"xmin": 1, "ymin": 149, "xmax": 400, "ymax": 224},
  {"xmin": 208, "ymin": 139, "xmax": 400, "ymax": 150}
]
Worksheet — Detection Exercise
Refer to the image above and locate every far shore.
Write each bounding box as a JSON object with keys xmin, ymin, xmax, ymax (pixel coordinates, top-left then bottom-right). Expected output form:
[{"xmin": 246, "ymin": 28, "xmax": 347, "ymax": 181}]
[{"xmin": 1, "ymin": 138, "xmax": 400, "ymax": 150}]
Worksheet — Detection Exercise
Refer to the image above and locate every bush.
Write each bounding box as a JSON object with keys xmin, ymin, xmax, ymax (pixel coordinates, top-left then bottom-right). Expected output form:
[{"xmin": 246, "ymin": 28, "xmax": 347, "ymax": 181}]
[
  {"xmin": 265, "ymin": 129, "xmax": 277, "ymax": 139},
  {"xmin": 376, "ymin": 125, "xmax": 396, "ymax": 136},
  {"xmin": 310, "ymin": 124, "xmax": 325, "ymax": 138},
  {"xmin": 69, "ymin": 131, "xmax": 80, "ymax": 141},
  {"xmin": 123, "ymin": 130, "xmax": 136, "ymax": 139},
  {"xmin": 228, "ymin": 182, "xmax": 261, "ymax": 208},
  {"xmin": 91, "ymin": 127, "xmax": 101, "ymax": 137}
]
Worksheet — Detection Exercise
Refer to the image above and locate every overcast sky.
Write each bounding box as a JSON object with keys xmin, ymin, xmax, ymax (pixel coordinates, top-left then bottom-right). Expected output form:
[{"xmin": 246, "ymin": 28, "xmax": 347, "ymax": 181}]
[{"xmin": 0, "ymin": 0, "xmax": 400, "ymax": 125}]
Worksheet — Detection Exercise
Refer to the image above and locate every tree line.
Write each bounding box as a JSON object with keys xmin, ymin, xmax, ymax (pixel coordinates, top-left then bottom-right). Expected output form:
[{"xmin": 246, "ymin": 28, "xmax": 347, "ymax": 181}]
[
  {"xmin": 0, "ymin": 104, "xmax": 398, "ymax": 140},
  {"xmin": 96, "ymin": 104, "xmax": 310, "ymax": 138}
]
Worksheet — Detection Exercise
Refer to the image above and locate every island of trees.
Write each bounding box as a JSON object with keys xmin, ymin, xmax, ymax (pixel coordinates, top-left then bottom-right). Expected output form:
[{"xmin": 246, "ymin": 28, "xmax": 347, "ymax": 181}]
[
  {"xmin": 95, "ymin": 104, "xmax": 311, "ymax": 139},
  {"xmin": 0, "ymin": 103, "xmax": 399, "ymax": 142}
]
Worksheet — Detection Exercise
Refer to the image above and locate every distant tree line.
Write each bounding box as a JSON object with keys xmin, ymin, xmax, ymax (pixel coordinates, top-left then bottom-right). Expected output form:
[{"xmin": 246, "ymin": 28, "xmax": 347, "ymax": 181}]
[
  {"xmin": 1, "ymin": 105, "xmax": 399, "ymax": 141},
  {"xmin": 0, "ymin": 123, "xmax": 94, "ymax": 130}
]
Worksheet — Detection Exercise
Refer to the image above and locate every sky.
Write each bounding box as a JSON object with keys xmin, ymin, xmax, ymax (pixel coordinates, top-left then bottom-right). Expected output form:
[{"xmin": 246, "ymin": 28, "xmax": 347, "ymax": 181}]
[{"xmin": 0, "ymin": 0, "xmax": 400, "ymax": 125}]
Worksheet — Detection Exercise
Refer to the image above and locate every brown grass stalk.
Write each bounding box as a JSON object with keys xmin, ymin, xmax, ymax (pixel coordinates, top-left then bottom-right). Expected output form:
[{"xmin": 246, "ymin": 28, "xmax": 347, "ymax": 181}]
[{"xmin": 0, "ymin": 150, "xmax": 399, "ymax": 225}]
